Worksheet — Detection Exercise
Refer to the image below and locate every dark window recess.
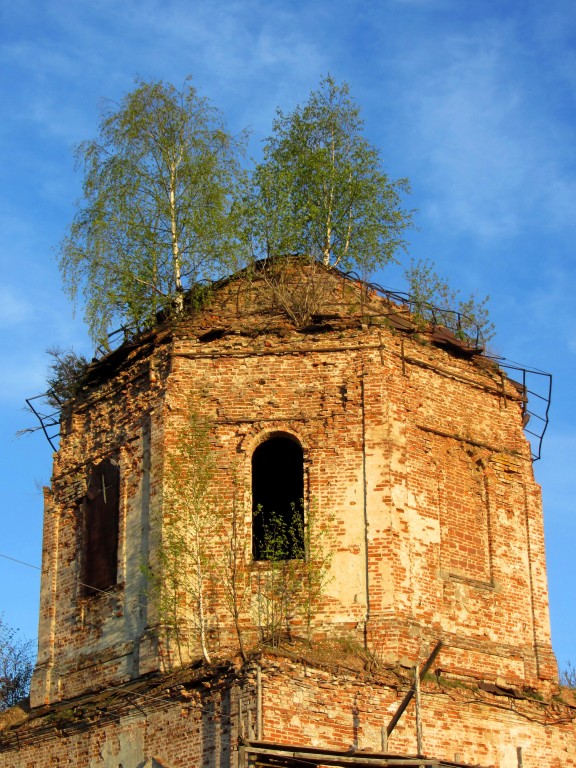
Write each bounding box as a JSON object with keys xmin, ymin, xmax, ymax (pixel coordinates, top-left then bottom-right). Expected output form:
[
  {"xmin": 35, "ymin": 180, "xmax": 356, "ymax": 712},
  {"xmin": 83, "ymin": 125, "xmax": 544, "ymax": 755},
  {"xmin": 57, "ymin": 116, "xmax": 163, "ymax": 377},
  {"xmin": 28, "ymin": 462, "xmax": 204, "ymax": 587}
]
[
  {"xmin": 198, "ymin": 328, "xmax": 227, "ymax": 343},
  {"xmin": 82, "ymin": 459, "xmax": 120, "ymax": 595},
  {"xmin": 252, "ymin": 436, "xmax": 304, "ymax": 561}
]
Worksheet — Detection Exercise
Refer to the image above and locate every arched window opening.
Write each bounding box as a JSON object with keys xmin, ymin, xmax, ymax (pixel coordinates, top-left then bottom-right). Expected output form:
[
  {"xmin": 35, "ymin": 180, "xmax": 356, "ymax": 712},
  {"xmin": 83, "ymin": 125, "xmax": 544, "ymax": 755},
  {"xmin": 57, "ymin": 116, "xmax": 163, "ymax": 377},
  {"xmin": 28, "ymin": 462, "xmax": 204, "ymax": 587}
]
[
  {"xmin": 252, "ymin": 436, "xmax": 304, "ymax": 561},
  {"xmin": 81, "ymin": 458, "xmax": 120, "ymax": 595}
]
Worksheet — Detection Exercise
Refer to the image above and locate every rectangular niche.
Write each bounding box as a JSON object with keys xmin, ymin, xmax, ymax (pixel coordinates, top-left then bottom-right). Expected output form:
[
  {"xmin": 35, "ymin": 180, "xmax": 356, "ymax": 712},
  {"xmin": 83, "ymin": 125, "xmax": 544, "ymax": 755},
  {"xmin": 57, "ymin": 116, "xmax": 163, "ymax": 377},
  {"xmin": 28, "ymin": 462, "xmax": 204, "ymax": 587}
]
[{"xmin": 438, "ymin": 443, "xmax": 492, "ymax": 585}]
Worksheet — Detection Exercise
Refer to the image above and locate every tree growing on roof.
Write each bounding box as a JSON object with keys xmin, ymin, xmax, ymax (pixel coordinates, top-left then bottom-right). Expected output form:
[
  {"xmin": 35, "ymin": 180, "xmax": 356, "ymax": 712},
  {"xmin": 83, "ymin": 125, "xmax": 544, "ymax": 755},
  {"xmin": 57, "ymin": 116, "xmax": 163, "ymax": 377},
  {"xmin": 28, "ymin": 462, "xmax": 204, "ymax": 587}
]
[
  {"xmin": 57, "ymin": 75, "xmax": 493, "ymax": 352},
  {"xmin": 404, "ymin": 257, "xmax": 494, "ymax": 343},
  {"xmin": 45, "ymin": 346, "xmax": 90, "ymax": 408},
  {"xmin": 242, "ymin": 75, "xmax": 414, "ymax": 274},
  {"xmin": 59, "ymin": 78, "xmax": 246, "ymax": 346}
]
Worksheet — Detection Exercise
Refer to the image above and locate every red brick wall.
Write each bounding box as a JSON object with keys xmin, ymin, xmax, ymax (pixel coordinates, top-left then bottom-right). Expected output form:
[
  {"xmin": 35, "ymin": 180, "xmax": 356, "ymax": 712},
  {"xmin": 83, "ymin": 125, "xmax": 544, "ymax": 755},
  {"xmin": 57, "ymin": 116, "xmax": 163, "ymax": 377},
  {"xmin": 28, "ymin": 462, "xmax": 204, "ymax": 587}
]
[
  {"xmin": 259, "ymin": 656, "xmax": 575, "ymax": 768},
  {"xmin": 30, "ymin": 268, "xmax": 557, "ymax": 707},
  {"xmin": 7, "ymin": 656, "xmax": 576, "ymax": 768}
]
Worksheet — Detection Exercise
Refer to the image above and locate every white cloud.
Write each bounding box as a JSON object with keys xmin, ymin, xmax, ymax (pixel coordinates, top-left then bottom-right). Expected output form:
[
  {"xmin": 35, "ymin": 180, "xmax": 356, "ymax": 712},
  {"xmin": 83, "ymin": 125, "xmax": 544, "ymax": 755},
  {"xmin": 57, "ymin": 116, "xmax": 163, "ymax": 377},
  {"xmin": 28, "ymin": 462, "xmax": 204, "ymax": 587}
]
[
  {"xmin": 1, "ymin": 0, "xmax": 328, "ymax": 147},
  {"xmin": 400, "ymin": 21, "xmax": 576, "ymax": 239}
]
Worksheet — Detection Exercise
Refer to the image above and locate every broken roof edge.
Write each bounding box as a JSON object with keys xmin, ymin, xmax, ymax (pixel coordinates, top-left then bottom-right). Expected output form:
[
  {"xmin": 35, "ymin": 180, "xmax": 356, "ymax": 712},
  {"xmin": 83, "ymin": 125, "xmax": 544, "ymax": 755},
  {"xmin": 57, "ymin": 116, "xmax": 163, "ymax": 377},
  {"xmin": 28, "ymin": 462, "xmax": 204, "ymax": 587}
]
[
  {"xmin": 24, "ymin": 256, "xmax": 551, "ymax": 458},
  {"xmin": 2, "ymin": 646, "xmax": 573, "ymax": 758},
  {"xmin": 85, "ymin": 255, "xmax": 487, "ymax": 376}
]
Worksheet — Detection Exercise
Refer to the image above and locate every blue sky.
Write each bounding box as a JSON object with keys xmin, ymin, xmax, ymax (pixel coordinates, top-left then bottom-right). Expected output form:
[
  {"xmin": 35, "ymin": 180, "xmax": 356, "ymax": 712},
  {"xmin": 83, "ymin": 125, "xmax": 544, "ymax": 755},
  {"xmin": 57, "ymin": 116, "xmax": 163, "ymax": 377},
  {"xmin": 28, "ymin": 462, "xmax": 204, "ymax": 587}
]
[{"xmin": 1, "ymin": 0, "xmax": 575, "ymax": 672}]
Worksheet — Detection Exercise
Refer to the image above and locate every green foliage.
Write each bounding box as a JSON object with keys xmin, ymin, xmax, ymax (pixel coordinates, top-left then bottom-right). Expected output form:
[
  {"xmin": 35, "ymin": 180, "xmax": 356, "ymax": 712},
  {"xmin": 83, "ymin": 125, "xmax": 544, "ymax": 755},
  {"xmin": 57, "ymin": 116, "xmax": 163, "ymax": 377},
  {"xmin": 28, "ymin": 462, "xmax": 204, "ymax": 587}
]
[
  {"xmin": 218, "ymin": 468, "xmax": 251, "ymax": 662},
  {"xmin": 254, "ymin": 500, "xmax": 332, "ymax": 647},
  {"xmin": 295, "ymin": 498, "xmax": 333, "ymax": 644},
  {"xmin": 243, "ymin": 75, "xmax": 413, "ymax": 273},
  {"xmin": 150, "ymin": 403, "xmax": 253, "ymax": 666},
  {"xmin": 154, "ymin": 405, "xmax": 219, "ymax": 666},
  {"xmin": 404, "ymin": 257, "xmax": 495, "ymax": 343},
  {"xmin": 59, "ymin": 78, "xmax": 246, "ymax": 345},
  {"xmin": 45, "ymin": 346, "xmax": 90, "ymax": 408},
  {"xmin": 253, "ymin": 506, "xmax": 303, "ymax": 647},
  {"xmin": 57, "ymin": 75, "xmax": 495, "ymax": 346},
  {"xmin": 0, "ymin": 615, "xmax": 34, "ymax": 711}
]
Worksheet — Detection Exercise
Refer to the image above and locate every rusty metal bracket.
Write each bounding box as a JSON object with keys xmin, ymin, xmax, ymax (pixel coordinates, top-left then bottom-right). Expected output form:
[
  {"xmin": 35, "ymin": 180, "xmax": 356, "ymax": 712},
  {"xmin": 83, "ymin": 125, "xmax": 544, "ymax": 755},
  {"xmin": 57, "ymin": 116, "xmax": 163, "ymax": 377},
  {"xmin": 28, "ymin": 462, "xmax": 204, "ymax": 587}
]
[{"xmin": 24, "ymin": 393, "xmax": 61, "ymax": 451}]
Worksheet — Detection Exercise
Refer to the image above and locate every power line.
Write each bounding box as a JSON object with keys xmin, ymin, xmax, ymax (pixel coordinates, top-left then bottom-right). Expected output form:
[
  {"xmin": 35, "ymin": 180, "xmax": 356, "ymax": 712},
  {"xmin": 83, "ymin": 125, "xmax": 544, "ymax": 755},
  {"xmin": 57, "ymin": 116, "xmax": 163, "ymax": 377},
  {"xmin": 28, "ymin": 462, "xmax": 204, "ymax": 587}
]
[
  {"xmin": 0, "ymin": 552, "xmax": 41, "ymax": 570},
  {"xmin": 0, "ymin": 551, "xmax": 130, "ymax": 599}
]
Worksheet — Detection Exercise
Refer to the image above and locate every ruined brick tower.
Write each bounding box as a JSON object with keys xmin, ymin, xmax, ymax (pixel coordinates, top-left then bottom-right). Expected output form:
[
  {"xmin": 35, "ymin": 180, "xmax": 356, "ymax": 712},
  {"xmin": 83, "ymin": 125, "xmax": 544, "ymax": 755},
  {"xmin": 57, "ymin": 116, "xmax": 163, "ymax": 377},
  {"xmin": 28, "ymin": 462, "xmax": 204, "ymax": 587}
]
[
  {"xmin": 30, "ymin": 259, "xmax": 556, "ymax": 706},
  {"xmin": 9, "ymin": 259, "xmax": 571, "ymax": 768}
]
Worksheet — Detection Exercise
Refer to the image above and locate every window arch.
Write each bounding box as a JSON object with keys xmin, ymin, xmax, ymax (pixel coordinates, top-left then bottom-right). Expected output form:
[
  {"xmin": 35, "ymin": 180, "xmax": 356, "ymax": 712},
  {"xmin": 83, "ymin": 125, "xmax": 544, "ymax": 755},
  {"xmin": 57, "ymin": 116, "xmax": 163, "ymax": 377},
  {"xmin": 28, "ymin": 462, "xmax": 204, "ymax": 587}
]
[
  {"xmin": 252, "ymin": 435, "xmax": 304, "ymax": 561},
  {"xmin": 81, "ymin": 458, "xmax": 120, "ymax": 595}
]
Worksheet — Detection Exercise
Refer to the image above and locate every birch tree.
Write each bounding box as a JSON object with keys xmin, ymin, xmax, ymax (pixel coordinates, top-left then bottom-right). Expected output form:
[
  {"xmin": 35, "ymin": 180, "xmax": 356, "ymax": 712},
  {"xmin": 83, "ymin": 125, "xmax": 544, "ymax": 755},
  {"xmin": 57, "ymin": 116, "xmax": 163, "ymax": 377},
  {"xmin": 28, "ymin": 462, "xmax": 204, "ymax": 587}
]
[
  {"xmin": 60, "ymin": 79, "xmax": 245, "ymax": 346},
  {"xmin": 160, "ymin": 407, "xmax": 218, "ymax": 665},
  {"xmin": 244, "ymin": 75, "xmax": 413, "ymax": 274}
]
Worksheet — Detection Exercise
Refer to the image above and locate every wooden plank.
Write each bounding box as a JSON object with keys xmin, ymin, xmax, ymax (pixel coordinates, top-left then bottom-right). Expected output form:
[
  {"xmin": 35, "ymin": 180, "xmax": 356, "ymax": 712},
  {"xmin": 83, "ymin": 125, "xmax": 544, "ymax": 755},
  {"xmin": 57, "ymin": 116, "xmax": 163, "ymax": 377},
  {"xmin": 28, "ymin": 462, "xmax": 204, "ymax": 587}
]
[
  {"xmin": 246, "ymin": 745, "xmax": 439, "ymax": 766},
  {"xmin": 252, "ymin": 755, "xmax": 439, "ymax": 767},
  {"xmin": 414, "ymin": 664, "xmax": 423, "ymax": 757},
  {"xmin": 386, "ymin": 641, "xmax": 443, "ymax": 737}
]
